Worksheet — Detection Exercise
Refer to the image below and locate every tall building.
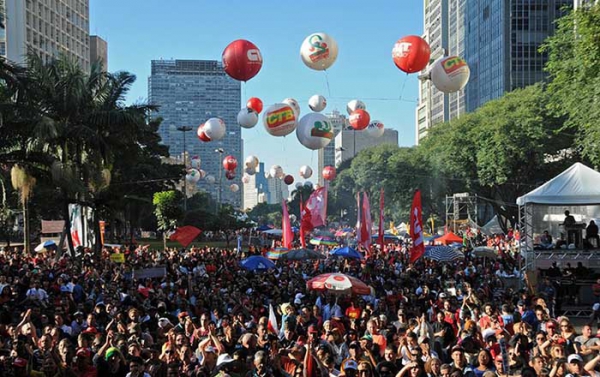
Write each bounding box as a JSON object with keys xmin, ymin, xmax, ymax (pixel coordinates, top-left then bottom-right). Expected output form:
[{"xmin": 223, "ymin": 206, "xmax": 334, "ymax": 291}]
[
  {"xmin": 267, "ymin": 175, "xmax": 290, "ymax": 205},
  {"xmin": 89, "ymin": 35, "xmax": 107, "ymax": 71},
  {"xmin": 0, "ymin": 0, "xmax": 6, "ymax": 58},
  {"xmin": 334, "ymin": 129, "xmax": 399, "ymax": 167},
  {"xmin": 317, "ymin": 110, "xmax": 347, "ymax": 186},
  {"xmin": 5, "ymin": 0, "xmax": 90, "ymax": 70},
  {"xmin": 243, "ymin": 162, "xmax": 270, "ymax": 210},
  {"xmin": 149, "ymin": 59, "xmax": 242, "ymax": 208},
  {"xmin": 575, "ymin": 0, "xmax": 598, "ymax": 8}
]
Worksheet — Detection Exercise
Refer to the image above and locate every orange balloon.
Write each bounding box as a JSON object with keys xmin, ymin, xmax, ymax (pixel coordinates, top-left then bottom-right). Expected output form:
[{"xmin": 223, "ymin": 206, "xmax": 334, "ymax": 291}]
[
  {"xmin": 246, "ymin": 97, "xmax": 263, "ymax": 114},
  {"xmin": 392, "ymin": 35, "xmax": 431, "ymax": 74},
  {"xmin": 349, "ymin": 110, "xmax": 370, "ymax": 131},
  {"xmin": 323, "ymin": 166, "xmax": 336, "ymax": 181}
]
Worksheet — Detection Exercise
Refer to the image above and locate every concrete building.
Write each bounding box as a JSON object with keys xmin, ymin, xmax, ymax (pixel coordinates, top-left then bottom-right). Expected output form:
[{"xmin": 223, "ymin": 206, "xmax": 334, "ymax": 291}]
[
  {"xmin": 575, "ymin": 0, "xmax": 598, "ymax": 8},
  {"xmin": 0, "ymin": 0, "xmax": 6, "ymax": 58},
  {"xmin": 317, "ymin": 110, "xmax": 348, "ymax": 186},
  {"xmin": 267, "ymin": 175, "xmax": 289, "ymax": 205},
  {"xmin": 5, "ymin": 0, "xmax": 90, "ymax": 70},
  {"xmin": 334, "ymin": 129, "xmax": 399, "ymax": 168},
  {"xmin": 243, "ymin": 162, "xmax": 270, "ymax": 210},
  {"xmin": 89, "ymin": 35, "xmax": 107, "ymax": 71},
  {"xmin": 148, "ymin": 59, "xmax": 242, "ymax": 208}
]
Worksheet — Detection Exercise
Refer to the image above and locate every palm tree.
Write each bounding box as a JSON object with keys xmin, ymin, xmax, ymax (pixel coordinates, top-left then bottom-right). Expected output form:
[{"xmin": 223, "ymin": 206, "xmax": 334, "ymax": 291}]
[{"xmin": 10, "ymin": 164, "xmax": 36, "ymax": 253}]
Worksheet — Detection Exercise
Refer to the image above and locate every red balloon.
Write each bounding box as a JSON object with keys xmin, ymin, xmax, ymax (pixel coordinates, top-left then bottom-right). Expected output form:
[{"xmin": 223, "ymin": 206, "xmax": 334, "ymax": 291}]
[
  {"xmin": 392, "ymin": 35, "xmax": 431, "ymax": 74},
  {"xmin": 283, "ymin": 175, "xmax": 294, "ymax": 185},
  {"xmin": 246, "ymin": 97, "xmax": 263, "ymax": 114},
  {"xmin": 323, "ymin": 166, "xmax": 336, "ymax": 181},
  {"xmin": 197, "ymin": 124, "xmax": 211, "ymax": 142},
  {"xmin": 349, "ymin": 110, "xmax": 370, "ymax": 131},
  {"xmin": 222, "ymin": 155, "xmax": 238, "ymax": 171},
  {"xmin": 222, "ymin": 39, "xmax": 263, "ymax": 81},
  {"xmin": 225, "ymin": 170, "xmax": 236, "ymax": 180}
]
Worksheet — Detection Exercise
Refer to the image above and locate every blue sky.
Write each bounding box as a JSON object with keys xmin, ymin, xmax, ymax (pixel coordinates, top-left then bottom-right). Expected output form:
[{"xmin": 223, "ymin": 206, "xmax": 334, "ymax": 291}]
[{"xmin": 90, "ymin": 0, "xmax": 424, "ymax": 178}]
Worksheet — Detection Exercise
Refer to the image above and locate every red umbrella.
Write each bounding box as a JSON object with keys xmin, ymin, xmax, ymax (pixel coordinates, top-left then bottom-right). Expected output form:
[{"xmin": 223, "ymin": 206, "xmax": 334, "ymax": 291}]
[{"xmin": 306, "ymin": 273, "xmax": 371, "ymax": 296}]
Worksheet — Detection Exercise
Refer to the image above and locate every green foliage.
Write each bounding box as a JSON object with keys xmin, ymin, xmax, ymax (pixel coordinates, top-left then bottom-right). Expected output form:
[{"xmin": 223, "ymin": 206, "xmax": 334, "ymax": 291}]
[
  {"xmin": 152, "ymin": 190, "xmax": 182, "ymax": 232},
  {"xmin": 247, "ymin": 202, "xmax": 282, "ymax": 226}
]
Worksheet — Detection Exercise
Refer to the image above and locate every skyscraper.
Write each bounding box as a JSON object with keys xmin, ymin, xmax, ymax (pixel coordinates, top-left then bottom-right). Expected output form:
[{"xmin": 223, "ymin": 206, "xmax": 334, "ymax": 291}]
[
  {"xmin": 149, "ymin": 60, "xmax": 242, "ymax": 208},
  {"xmin": 243, "ymin": 162, "xmax": 270, "ymax": 210},
  {"xmin": 334, "ymin": 129, "xmax": 399, "ymax": 167},
  {"xmin": 5, "ymin": 0, "xmax": 90, "ymax": 69},
  {"xmin": 0, "ymin": 0, "xmax": 6, "ymax": 58},
  {"xmin": 90, "ymin": 35, "xmax": 107, "ymax": 71},
  {"xmin": 317, "ymin": 110, "xmax": 347, "ymax": 186}
]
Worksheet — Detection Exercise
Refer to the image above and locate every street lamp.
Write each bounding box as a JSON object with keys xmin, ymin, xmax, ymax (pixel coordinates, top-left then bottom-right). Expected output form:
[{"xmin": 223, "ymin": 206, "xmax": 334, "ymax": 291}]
[
  {"xmin": 177, "ymin": 126, "xmax": 193, "ymax": 211},
  {"xmin": 215, "ymin": 148, "xmax": 225, "ymax": 214}
]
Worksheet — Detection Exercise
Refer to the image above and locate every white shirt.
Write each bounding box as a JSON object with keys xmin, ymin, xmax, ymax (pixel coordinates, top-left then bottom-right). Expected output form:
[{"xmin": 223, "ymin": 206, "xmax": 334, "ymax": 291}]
[{"xmin": 26, "ymin": 287, "xmax": 48, "ymax": 302}]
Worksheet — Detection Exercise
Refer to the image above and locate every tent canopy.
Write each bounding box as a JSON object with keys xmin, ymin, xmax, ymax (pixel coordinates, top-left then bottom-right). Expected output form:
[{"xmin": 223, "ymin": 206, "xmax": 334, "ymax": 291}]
[
  {"xmin": 517, "ymin": 163, "xmax": 600, "ymax": 206},
  {"xmin": 436, "ymin": 231, "xmax": 463, "ymax": 245},
  {"xmin": 481, "ymin": 215, "xmax": 505, "ymax": 236}
]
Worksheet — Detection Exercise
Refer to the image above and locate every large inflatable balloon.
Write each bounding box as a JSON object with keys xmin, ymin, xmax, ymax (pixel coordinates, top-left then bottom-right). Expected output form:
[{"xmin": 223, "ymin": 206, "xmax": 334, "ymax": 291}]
[
  {"xmin": 282, "ymin": 98, "xmax": 301, "ymax": 119},
  {"xmin": 222, "ymin": 39, "xmax": 263, "ymax": 81},
  {"xmin": 263, "ymin": 103, "xmax": 297, "ymax": 137},
  {"xmin": 346, "ymin": 99, "xmax": 366, "ymax": 115},
  {"xmin": 283, "ymin": 175, "xmax": 294, "ymax": 185},
  {"xmin": 322, "ymin": 166, "xmax": 336, "ymax": 181},
  {"xmin": 392, "ymin": 35, "xmax": 431, "ymax": 74},
  {"xmin": 349, "ymin": 110, "xmax": 370, "ymax": 131},
  {"xmin": 222, "ymin": 155, "xmax": 238, "ymax": 171},
  {"xmin": 270, "ymin": 165, "xmax": 284, "ymax": 179},
  {"xmin": 300, "ymin": 32, "xmax": 339, "ymax": 71},
  {"xmin": 242, "ymin": 175, "xmax": 251, "ymax": 184},
  {"xmin": 430, "ymin": 56, "xmax": 470, "ymax": 93},
  {"xmin": 245, "ymin": 155, "xmax": 259, "ymax": 169},
  {"xmin": 225, "ymin": 170, "xmax": 236, "ymax": 180},
  {"xmin": 308, "ymin": 95, "xmax": 327, "ymax": 112},
  {"xmin": 190, "ymin": 156, "xmax": 201, "ymax": 169},
  {"xmin": 304, "ymin": 181, "xmax": 314, "ymax": 188},
  {"xmin": 296, "ymin": 113, "xmax": 334, "ymax": 150},
  {"xmin": 203, "ymin": 118, "xmax": 226, "ymax": 141},
  {"xmin": 247, "ymin": 97, "xmax": 263, "ymax": 114},
  {"xmin": 186, "ymin": 169, "xmax": 202, "ymax": 183},
  {"xmin": 230, "ymin": 184, "xmax": 239, "ymax": 192},
  {"xmin": 244, "ymin": 167, "xmax": 256, "ymax": 176},
  {"xmin": 197, "ymin": 124, "xmax": 211, "ymax": 142},
  {"xmin": 237, "ymin": 108, "xmax": 259, "ymax": 129},
  {"xmin": 366, "ymin": 120, "xmax": 385, "ymax": 138},
  {"xmin": 205, "ymin": 175, "xmax": 216, "ymax": 184},
  {"xmin": 299, "ymin": 165, "xmax": 313, "ymax": 179}
]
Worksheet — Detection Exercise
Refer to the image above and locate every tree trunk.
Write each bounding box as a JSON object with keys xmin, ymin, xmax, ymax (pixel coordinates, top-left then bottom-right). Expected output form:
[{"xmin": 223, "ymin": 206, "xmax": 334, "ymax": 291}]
[
  {"xmin": 23, "ymin": 200, "xmax": 30, "ymax": 254},
  {"xmin": 163, "ymin": 232, "xmax": 167, "ymax": 251},
  {"xmin": 93, "ymin": 206, "xmax": 102, "ymax": 257}
]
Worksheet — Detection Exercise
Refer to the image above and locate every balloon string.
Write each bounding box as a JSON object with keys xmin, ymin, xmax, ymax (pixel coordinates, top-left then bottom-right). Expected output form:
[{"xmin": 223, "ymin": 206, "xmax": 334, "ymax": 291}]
[
  {"xmin": 399, "ymin": 74, "xmax": 409, "ymax": 101},
  {"xmin": 324, "ymin": 70, "xmax": 332, "ymax": 98},
  {"xmin": 243, "ymin": 81, "xmax": 247, "ymax": 103}
]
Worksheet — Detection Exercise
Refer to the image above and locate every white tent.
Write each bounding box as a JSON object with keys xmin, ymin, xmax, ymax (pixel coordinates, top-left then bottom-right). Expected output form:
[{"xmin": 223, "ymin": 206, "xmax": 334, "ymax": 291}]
[
  {"xmin": 481, "ymin": 215, "xmax": 504, "ymax": 236},
  {"xmin": 517, "ymin": 163, "xmax": 600, "ymax": 205}
]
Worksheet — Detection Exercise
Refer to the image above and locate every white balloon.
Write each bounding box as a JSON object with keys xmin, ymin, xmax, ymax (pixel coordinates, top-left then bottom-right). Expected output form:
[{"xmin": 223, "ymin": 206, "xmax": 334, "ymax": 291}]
[
  {"xmin": 186, "ymin": 168, "xmax": 201, "ymax": 183},
  {"xmin": 203, "ymin": 117, "xmax": 226, "ymax": 141},
  {"xmin": 282, "ymin": 98, "xmax": 301, "ymax": 119},
  {"xmin": 430, "ymin": 56, "xmax": 470, "ymax": 93},
  {"xmin": 270, "ymin": 165, "xmax": 284, "ymax": 179},
  {"xmin": 366, "ymin": 120, "xmax": 385, "ymax": 138},
  {"xmin": 296, "ymin": 113, "xmax": 334, "ymax": 150},
  {"xmin": 237, "ymin": 108, "xmax": 259, "ymax": 129},
  {"xmin": 346, "ymin": 100, "xmax": 366, "ymax": 115},
  {"xmin": 263, "ymin": 103, "xmax": 297, "ymax": 137},
  {"xmin": 295, "ymin": 182, "xmax": 303, "ymax": 189},
  {"xmin": 230, "ymin": 184, "xmax": 239, "ymax": 192},
  {"xmin": 244, "ymin": 167, "xmax": 256, "ymax": 176},
  {"xmin": 245, "ymin": 155, "xmax": 259, "ymax": 169},
  {"xmin": 300, "ymin": 32, "xmax": 339, "ymax": 71},
  {"xmin": 299, "ymin": 165, "xmax": 313, "ymax": 179},
  {"xmin": 190, "ymin": 156, "xmax": 201, "ymax": 169},
  {"xmin": 242, "ymin": 175, "xmax": 251, "ymax": 184},
  {"xmin": 205, "ymin": 175, "xmax": 216, "ymax": 184},
  {"xmin": 308, "ymin": 94, "xmax": 327, "ymax": 112}
]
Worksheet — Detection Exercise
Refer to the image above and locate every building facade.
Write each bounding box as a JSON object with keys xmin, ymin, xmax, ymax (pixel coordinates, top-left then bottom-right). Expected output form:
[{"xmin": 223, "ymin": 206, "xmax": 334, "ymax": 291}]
[
  {"xmin": 5, "ymin": 0, "xmax": 90, "ymax": 69},
  {"xmin": 243, "ymin": 162, "xmax": 270, "ymax": 210},
  {"xmin": 267, "ymin": 175, "xmax": 289, "ymax": 205},
  {"xmin": 334, "ymin": 129, "xmax": 399, "ymax": 168},
  {"xmin": 89, "ymin": 35, "xmax": 107, "ymax": 71},
  {"xmin": 149, "ymin": 59, "xmax": 242, "ymax": 208},
  {"xmin": 317, "ymin": 110, "xmax": 347, "ymax": 186},
  {"xmin": 0, "ymin": 0, "xmax": 6, "ymax": 58}
]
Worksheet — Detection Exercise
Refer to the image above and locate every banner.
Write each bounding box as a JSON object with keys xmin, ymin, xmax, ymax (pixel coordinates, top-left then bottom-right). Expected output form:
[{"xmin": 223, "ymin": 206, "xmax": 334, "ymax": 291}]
[
  {"xmin": 99, "ymin": 221, "xmax": 106, "ymax": 247},
  {"xmin": 305, "ymin": 186, "xmax": 328, "ymax": 229},
  {"xmin": 299, "ymin": 196, "xmax": 307, "ymax": 248},
  {"xmin": 69, "ymin": 204, "xmax": 83, "ymax": 250},
  {"xmin": 268, "ymin": 303, "xmax": 279, "ymax": 334},
  {"xmin": 378, "ymin": 189, "xmax": 385, "ymax": 251},
  {"xmin": 409, "ymin": 190, "xmax": 425, "ymax": 263},
  {"xmin": 41, "ymin": 220, "xmax": 65, "ymax": 234},
  {"xmin": 360, "ymin": 192, "xmax": 372, "ymax": 251},
  {"xmin": 281, "ymin": 200, "xmax": 293, "ymax": 250},
  {"xmin": 169, "ymin": 226, "xmax": 202, "ymax": 248},
  {"xmin": 110, "ymin": 253, "xmax": 125, "ymax": 263}
]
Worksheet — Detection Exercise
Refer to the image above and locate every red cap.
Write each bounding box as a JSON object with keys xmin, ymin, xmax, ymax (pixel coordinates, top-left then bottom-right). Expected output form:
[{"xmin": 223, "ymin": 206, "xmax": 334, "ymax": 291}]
[
  {"xmin": 13, "ymin": 357, "xmax": 27, "ymax": 368},
  {"xmin": 83, "ymin": 327, "xmax": 98, "ymax": 334},
  {"xmin": 308, "ymin": 325, "xmax": 319, "ymax": 334},
  {"xmin": 495, "ymin": 355, "xmax": 503, "ymax": 362},
  {"xmin": 76, "ymin": 348, "xmax": 91, "ymax": 358}
]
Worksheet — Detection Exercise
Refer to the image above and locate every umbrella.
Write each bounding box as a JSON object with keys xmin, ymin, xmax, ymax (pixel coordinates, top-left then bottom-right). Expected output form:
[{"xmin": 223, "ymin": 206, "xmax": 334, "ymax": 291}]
[
  {"xmin": 240, "ymin": 256, "xmax": 276, "ymax": 271},
  {"xmin": 310, "ymin": 237, "xmax": 338, "ymax": 246},
  {"xmin": 330, "ymin": 246, "xmax": 364, "ymax": 259},
  {"xmin": 307, "ymin": 273, "xmax": 371, "ymax": 295},
  {"xmin": 314, "ymin": 229, "xmax": 335, "ymax": 238},
  {"xmin": 473, "ymin": 246, "xmax": 497, "ymax": 258},
  {"xmin": 262, "ymin": 229, "xmax": 283, "ymax": 236},
  {"xmin": 34, "ymin": 240, "xmax": 57, "ymax": 252},
  {"xmin": 266, "ymin": 248, "xmax": 289, "ymax": 260},
  {"xmin": 257, "ymin": 224, "xmax": 274, "ymax": 231},
  {"xmin": 424, "ymin": 245, "xmax": 465, "ymax": 262},
  {"xmin": 281, "ymin": 248, "xmax": 326, "ymax": 260}
]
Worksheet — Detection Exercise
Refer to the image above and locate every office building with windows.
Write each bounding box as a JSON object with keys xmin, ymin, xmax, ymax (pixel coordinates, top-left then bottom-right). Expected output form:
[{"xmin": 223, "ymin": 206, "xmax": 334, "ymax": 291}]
[
  {"xmin": 89, "ymin": 35, "xmax": 107, "ymax": 71},
  {"xmin": 5, "ymin": 0, "xmax": 90, "ymax": 69},
  {"xmin": 334, "ymin": 129, "xmax": 399, "ymax": 168},
  {"xmin": 149, "ymin": 59, "xmax": 242, "ymax": 207},
  {"xmin": 0, "ymin": 0, "xmax": 6, "ymax": 58},
  {"xmin": 243, "ymin": 162, "xmax": 270, "ymax": 210},
  {"xmin": 317, "ymin": 110, "xmax": 348, "ymax": 186}
]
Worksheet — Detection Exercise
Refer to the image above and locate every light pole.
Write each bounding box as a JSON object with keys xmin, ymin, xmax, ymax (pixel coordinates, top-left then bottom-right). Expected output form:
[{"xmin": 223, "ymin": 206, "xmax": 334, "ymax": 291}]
[
  {"xmin": 177, "ymin": 126, "xmax": 193, "ymax": 211},
  {"xmin": 215, "ymin": 148, "xmax": 224, "ymax": 214}
]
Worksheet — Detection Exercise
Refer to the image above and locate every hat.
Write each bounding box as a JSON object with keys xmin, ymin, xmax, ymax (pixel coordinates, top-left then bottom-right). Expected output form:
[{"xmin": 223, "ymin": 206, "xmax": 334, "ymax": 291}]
[
  {"xmin": 205, "ymin": 346, "xmax": 217, "ymax": 353},
  {"xmin": 546, "ymin": 321, "xmax": 557, "ymax": 329},
  {"xmin": 216, "ymin": 353, "xmax": 234, "ymax": 367},
  {"xmin": 13, "ymin": 357, "xmax": 27, "ymax": 368},
  {"xmin": 295, "ymin": 293, "xmax": 305, "ymax": 300},
  {"xmin": 568, "ymin": 354, "xmax": 583, "ymax": 363},
  {"xmin": 158, "ymin": 318, "xmax": 173, "ymax": 328},
  {"xmin": 343, "ymin": 360, "xmax": 358, "ymax": 370},
  {"xmin": 517, "ymin": 300, "xmax": 525, "ymax": 306},
  {"xmin": 361, "ymin": 334, "xmax": 373, "ymax": 341},
  {"xmin": 349, "ymin": 341, "xmax": 360, "ymax": 348},
  {"xmin": 439, "ymin": 292, "xmax": 447, "ymax": 299},
  {"xmin": 451, "ymin": 345, "xmax": 465, "ymax": 353},
  {"xmin": 495, "ymin": 355, "xmax": 503, "ymax": 362},
  {"xmin": 483, "ymin": 328, "xmax": 497, "ymax": 342},
  {"xmin": 178, "ymin": 311, "xmax": 189, "ymax": 319},
  {"xmin": 74, "ymin": 311, "xmax": 84, "ymax": 317},
  {"xmin": 308, "ymin": 325, "xmax": 318, "ymax": 334},
  {"xmin": 76, "ymin": 348, "xmax": 91, "ymax": 358},
  {"xmin": 82, "ymin": 327, "xmax": 98, "ymax": 334},
  {"xmin": 105, "ymin": 347, "xmax": 120, "ymax": 361}
]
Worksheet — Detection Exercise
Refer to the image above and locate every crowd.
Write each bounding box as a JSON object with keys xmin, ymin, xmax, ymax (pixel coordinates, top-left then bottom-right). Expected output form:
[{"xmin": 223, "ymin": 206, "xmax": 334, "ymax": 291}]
[{"xmin": 0, "ymin": 228, "xmax": 597, "ymax": 377}]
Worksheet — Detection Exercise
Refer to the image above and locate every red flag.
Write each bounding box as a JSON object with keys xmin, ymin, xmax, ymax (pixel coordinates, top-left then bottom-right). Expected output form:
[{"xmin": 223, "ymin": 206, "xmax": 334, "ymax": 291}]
[
  {"xmin": 281, "ymin": 200, "xmax": 293, "ymax": 250},
  {"xmin": 169, "ymin": 226, "xmax": 202, "ymax": 248},
  {"xmin": 305, "ymin": 187, "xmax": 328, "ymax": 229},
  {"xmin": 268, "ymin": 303, "xmax": 279, "ymax": 334},
  {"xmin": 360, "ymin": 192, "xmax": 372, "ymax": 251},
  {"xmin": 300, "ymin": 197, "xmax": 308, "ymax": 248},
  {"xmin": 378, "ymin": 189, "xmax": 385, "ymax": 252},
  {"xmin": 409, "ymin": 190, "xmax": 425, "ymax": 263}
]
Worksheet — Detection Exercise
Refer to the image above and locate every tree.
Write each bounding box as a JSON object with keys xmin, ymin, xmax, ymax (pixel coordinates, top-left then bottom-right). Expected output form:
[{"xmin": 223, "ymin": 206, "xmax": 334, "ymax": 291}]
[
  {"xmin": 153, "ymin": 191, "xmax": 183, "ymax": 249},
  {"xmin": 10, "ymin": 165, "xmax": 36, "ymax": 253}
]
